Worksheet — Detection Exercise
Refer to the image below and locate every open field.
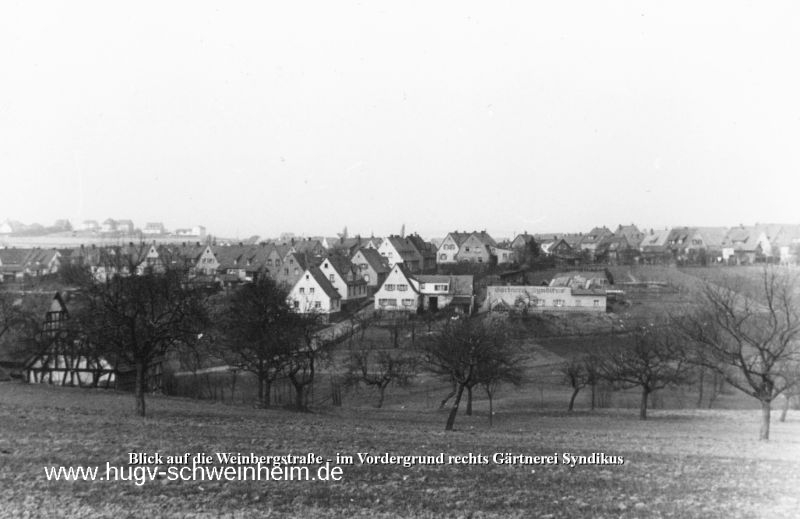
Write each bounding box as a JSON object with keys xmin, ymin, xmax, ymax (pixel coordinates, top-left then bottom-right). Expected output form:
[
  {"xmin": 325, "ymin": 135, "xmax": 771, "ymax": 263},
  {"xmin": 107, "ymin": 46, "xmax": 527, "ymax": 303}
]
[{"xmin": 2, "ymin": 382, "xmax": 800, "ymax": 518}]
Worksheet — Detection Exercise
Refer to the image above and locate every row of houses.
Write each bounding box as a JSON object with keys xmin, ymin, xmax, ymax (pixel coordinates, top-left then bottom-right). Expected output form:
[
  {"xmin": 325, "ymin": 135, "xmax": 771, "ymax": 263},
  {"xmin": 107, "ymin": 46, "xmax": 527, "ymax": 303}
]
[
  {"xmin": 508, "ymin": 223, "xmax": 800, "ymax": 266},
  {"xmin": 0, "ymin": 248, "xmax": 61, "ymax": 283}
]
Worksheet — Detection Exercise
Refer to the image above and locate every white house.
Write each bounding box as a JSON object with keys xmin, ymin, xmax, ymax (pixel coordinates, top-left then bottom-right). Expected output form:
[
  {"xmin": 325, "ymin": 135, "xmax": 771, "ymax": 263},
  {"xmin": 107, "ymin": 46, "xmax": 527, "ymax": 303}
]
[
  {"xmin": 318, "ymin": 256, "xmax": 368, "ymax": 302},
  {"xmin": 436, "ymin": 232, "xmax": 470, "ymax": 264},
  {"xmin": 288, "ymin": 267, "xmax": 342, "ymax": 317},
  {"xmin": 415, "ymin": 274, "xmax": 474, "ymax": 314},
  {"xmin": 350, "ymin": 247, "xmax": 391, "ymax": 289},
  {"xmin": 373, "ymin": 264, "xmax": 420, "ymax": 312},
  {"xmin": 484, "ymin": 285, "xmax": 607, "ymax": 313},
  {"xmin": 195, "ymin": 246, "xmax": 219, "ymax": 275}
]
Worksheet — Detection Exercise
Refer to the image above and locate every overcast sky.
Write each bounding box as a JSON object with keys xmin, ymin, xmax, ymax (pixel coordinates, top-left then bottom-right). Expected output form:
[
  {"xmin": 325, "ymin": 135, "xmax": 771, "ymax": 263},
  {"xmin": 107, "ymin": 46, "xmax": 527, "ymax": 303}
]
[{"xmin": 2, "ymin": 1, "xmax": 799, "ymax": 239}]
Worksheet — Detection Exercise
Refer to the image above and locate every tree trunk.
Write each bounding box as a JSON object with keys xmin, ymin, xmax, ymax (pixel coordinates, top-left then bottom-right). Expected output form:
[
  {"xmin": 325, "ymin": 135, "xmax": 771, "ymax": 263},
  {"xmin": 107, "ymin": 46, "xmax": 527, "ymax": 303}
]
[
  {"xmin": 466, "ymin": 386, "xmax": 473, "ymax": 416},
  {"xmin": 135, "ymin": 360, "xmax": 147, "ymax": 417},
  {"xmin": 377, "ymin": 384, "xmax": 386, "ymax": 408},
  {"xmin": 568, "ymin": 387, "xmax": 580, "ymax": 412},
  {"xmin": 780, "ymin": 395, "xmax": 790, "ymax": 423},
  {"xmin": 708, "ymin": 372, "xmax": 719, "ymax": 409},
  {"xmin": 760, "ymin": 400, "xmax": 771, "ymax": 441},
  {"xmin": 590, "ymin": 383, "xmax": 596, "ymax": 411},
  {"xmin": 292, "ymin": 380, "xmax": 305, "ymax": 411},
  {"xmin": 445, "ymin": 383, "xmax": 465, "ymax": 431},
  {"xmin": 696, "ymin": 367, "xmax": 704, "ymax": 408},
  {"xmin": 488, "ymin": 391, "xmax": 494, "ymax": 427},
  {"xmin": 639, "ymin": 387, "xmax": 649, "ymax": 420},
  {"xmin": 257, "ymin": 376, "xmax": 265, "ymax": 407},
  {"xmin": 439, "ymin": 381, "xmax": 456, "ymax": 409}
]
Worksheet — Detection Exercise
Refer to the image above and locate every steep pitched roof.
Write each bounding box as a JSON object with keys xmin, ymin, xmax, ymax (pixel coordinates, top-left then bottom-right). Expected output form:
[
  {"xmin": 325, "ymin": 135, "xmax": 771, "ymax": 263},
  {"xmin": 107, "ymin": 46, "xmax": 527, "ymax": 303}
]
[
  {"xmin": 469, "ymin": 231, "xmax": 497, "ymax": 247},
  {"xmin": 580, "ymin": 227, "xmax": 613, "ymax": 245},
  {"xmin": 355, "ymin": 247, "xmax": 391, "ymax": 274},
  {"xmin": 445, "ymin": 232, "xmax": 472, "ymax": 247},
  {"xmin": 307, "ymin": 266, "xmax": 341, "ymax": 300},
  {"xmin": 640, "ymin": 229, "xmax": 671, "ymax": 250},
  {"xmin": 386, "ymin": 236, "xmax": 423, "ymax": 263}
]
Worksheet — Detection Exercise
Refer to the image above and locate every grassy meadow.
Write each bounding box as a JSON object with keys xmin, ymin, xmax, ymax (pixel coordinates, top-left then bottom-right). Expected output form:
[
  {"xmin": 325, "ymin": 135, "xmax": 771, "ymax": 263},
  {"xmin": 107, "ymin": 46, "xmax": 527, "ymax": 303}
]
[{"xmin": 1, "ymin": 381, "xmax": 799, "ymax": 518}]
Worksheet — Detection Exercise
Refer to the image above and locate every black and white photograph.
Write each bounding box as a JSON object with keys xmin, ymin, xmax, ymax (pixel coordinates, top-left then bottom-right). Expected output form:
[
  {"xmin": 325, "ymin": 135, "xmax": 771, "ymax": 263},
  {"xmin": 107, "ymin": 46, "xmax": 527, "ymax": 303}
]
[{"xmin": 1, "ymin": 1, "xmax": 799, "ymax": 517}]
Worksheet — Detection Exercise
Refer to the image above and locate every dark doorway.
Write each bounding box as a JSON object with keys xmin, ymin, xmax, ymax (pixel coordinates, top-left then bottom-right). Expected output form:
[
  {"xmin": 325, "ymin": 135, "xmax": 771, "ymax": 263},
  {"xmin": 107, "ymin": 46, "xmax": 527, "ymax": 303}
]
[{"xmin": 429, "ymin": 296, "xmax": 438, "ymax": 312}]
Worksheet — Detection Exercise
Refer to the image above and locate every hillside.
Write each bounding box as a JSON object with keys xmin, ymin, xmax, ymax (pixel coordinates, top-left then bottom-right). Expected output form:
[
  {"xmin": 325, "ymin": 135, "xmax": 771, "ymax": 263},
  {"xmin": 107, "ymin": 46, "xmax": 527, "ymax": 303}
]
[{"xmin": 1, "ymin": 382, "xmax": 799, "ymax": 518}]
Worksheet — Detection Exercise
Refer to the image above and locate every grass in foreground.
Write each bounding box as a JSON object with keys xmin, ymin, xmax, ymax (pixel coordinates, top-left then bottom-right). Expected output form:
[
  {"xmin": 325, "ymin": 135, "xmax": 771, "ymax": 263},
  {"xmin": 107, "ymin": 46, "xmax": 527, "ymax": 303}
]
[{"xmin": 1, "ymin": 382, "xmax": 799, "ymax": 518}]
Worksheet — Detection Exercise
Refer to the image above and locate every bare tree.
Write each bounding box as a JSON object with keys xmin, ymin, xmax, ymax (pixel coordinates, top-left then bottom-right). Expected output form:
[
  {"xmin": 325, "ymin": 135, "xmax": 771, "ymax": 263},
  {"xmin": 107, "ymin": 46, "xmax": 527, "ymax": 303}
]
[
  {"xmin": 421, "ymin": 317, "xmax": 519, "ymax": 431},
  {"xmin": 214, "ymin": 277, "xmax": 297, "ymax": 408},
  {"xmin": 560, "ymin": 357, "xmax": 590, "ymax": 412},
  {"xmin": 674, "ymin": 267, "xmax": 800, "ymax": 440},
  {"xmin": 476, "ymin": 341, "xmax": 524, "ymax": 426},
  {"xmin": 74, "ymin": 268, "xmax": 211, "ymax": 416},
  {"xmin": 600, "ymin": 326, "xmax": 691, "ymax": 420},
  {"xmin": 283, "ymin": 311, "xmax": 328, "ymax": 411},
  {"xmin": 344, "ymin": 341, "xmax": 417, "ymax": 407}
]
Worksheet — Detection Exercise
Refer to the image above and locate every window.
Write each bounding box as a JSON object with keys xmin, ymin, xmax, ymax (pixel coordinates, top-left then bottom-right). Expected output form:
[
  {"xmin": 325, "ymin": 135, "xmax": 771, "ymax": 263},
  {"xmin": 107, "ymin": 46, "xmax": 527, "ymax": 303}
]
[
  {"xmin": 299, "ymin": 287, "xmax": 305, "ymax": 294},
  {"xmin": 434, "ymin": 284, "xmax": 448, "ymax": 291},
  {"xmin": 402, "ymin": 298, "xmax": 416, "ymax": 306},
  {"xmin": 420, "ymin": 283, "xmax": 426, "ymax": 289},
  {"xmin": 314, "ymin": 301, "xmax": 321, "ymax": 309},
  {"xmin": 364, "ymin": 274, "xmax": 370, "ymax": 282},
  {"xmin": 398, "ymin": 284, "xmax": 407, "ymax": 291},
  {"xmin": 593, "ymin": 300, "xmax": 600, "ymax": 307},
  {"xmin": 310, "ymin": 287, "xmax": 315, "ymax": 294},
  {"xmin": 465, "ymin": 247, "xmax": 470, "ymax": 252},
  {"xmin": 330, "ymin": 274, "xmax": 335, "ymax": 283},
  {"xmin": 386, "ymin": 284, "xmax": 395, "ymax": 291},
  {"xmin": 284, "ymin": 268, "xmax": 289, "ymax": 275},
  {"xmin": 293, "ymin": 300, "xmax": 299, "ymax": 309},
  {"xmin": 439, "ymin": 254, "xmax": 447, "ymax": 260},
  {"xmin": 294, "ymin": 268, "xmax": 299, "ymax": 275}
]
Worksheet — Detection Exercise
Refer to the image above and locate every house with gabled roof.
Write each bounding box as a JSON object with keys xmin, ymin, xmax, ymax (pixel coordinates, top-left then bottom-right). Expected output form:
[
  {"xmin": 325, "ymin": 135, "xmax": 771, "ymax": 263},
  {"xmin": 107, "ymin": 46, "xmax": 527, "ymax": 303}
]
[
  {"xmin": 594, "ymin": 235, "xmax": 636, "ymax": 265},
  {"xmin": 437, "ymin": 232, "xmax": 471, "ymax": 264},
  {"xmin": 373, "ymin": 263, "xmax": 475, "ymax": 314},
  {"xmin": 721, "ymin": 226, "xmax": 771, "ymax": 264},
  {"xmin": 195, "ymin": 245, "xmax": 219, "ymax": 276},
  {"xmin": 377, "ymin": 236, "xmax": 423, "ymax": 271},
  {"xmin": 319, "ymin": 255, "xmax": 368, "ymax": 303},
  {"xmin": 578, "ymin": 227, "xmax": 613, "ymax": 259},
  {"xmin": 640, "ymin": 229, "xmax": 673, "ymax": 264},
  {"xmin": 143, "ymin": 222, "xmax": 167, "ymax": 235},
  {"xmin": 275, "ymin": 250, "xmax": 318, "ymax": 289},
  {"xmin": 614, "ymin": 224, "xmax": 644, "ymax": 249},
  {"xmin": 455, "ymin": 231, "xmax": 497, "ymax": 264},
  {"xmin": 262, "ymin": 243, "xmax": 290, "ymax": 276},
  {"xmin": 23, "ymin": 292, "xmax": 117, "ymax": 387},
  {"xmin": 510, "ymin": 232, "xmax": 536, "ymax": 250},
  {"xmin": 373, "ymin": 264, "xmax": 421, "ymax": 312},
  {"xmin": 287, "ymin": 266, "xmax": 342, "ymax": 319},
  {"xmin": 351, "ymin": 247, "xmax": 391, "ymax": 290}
]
